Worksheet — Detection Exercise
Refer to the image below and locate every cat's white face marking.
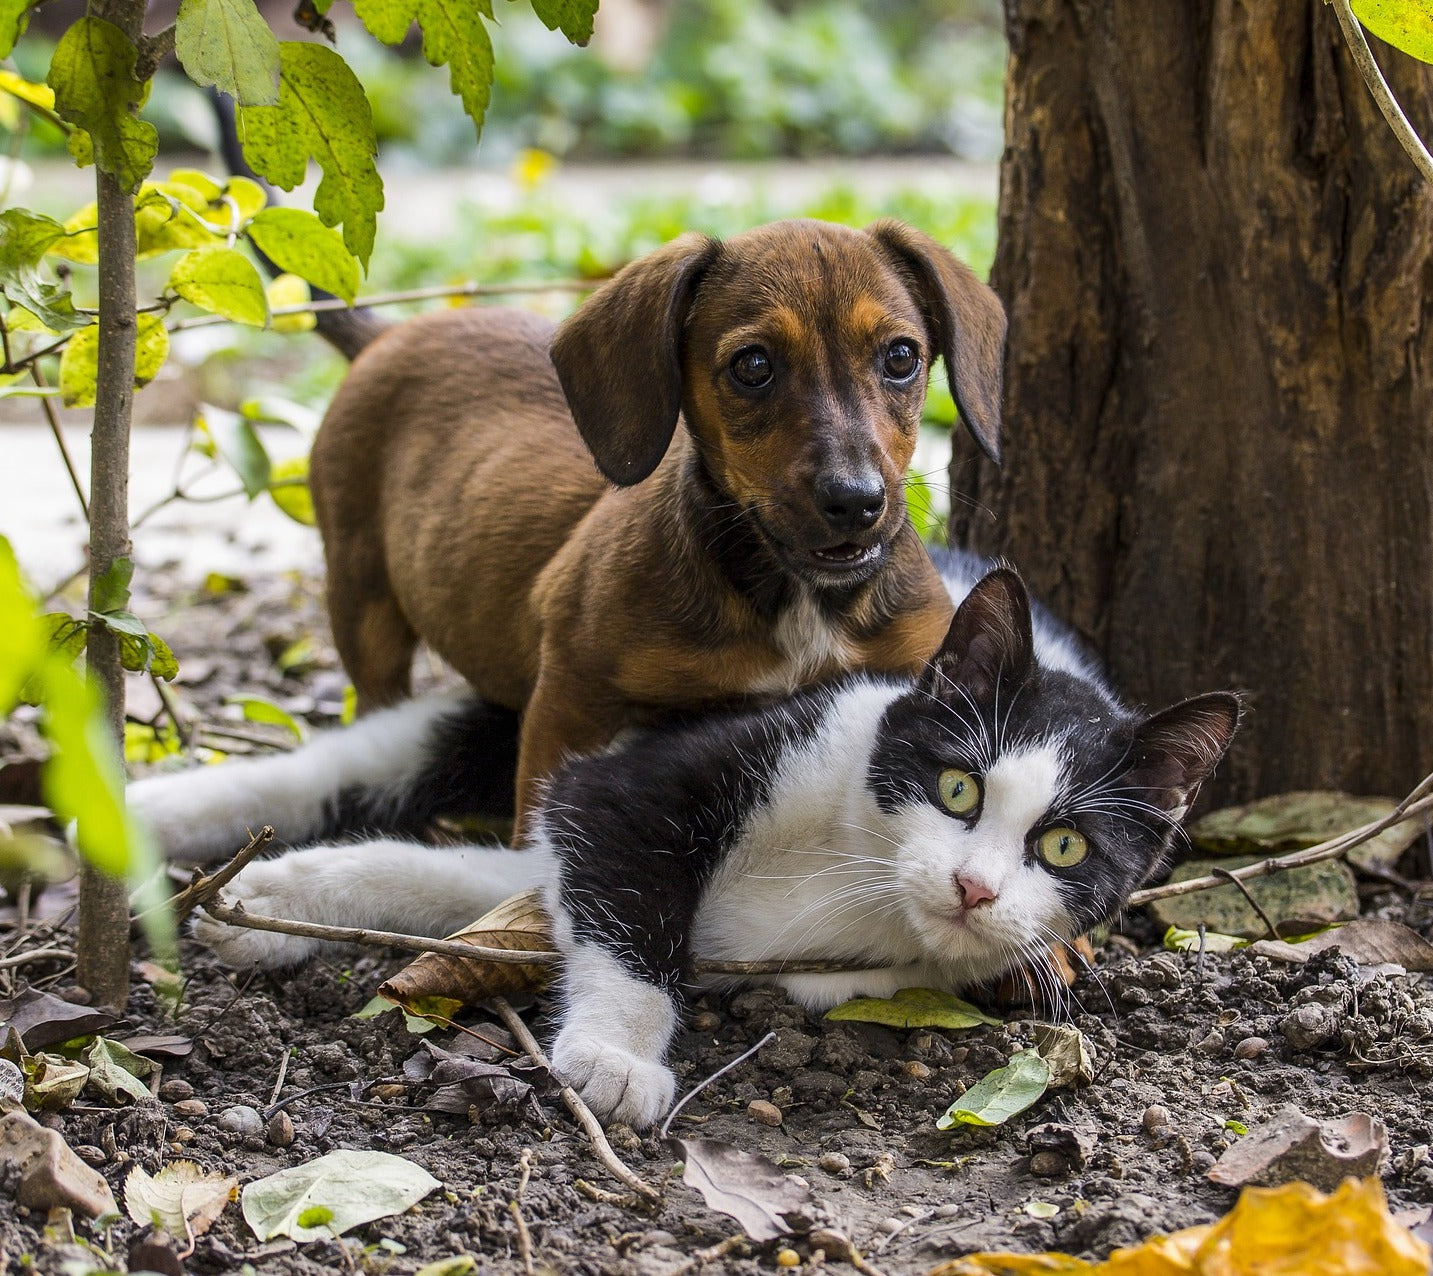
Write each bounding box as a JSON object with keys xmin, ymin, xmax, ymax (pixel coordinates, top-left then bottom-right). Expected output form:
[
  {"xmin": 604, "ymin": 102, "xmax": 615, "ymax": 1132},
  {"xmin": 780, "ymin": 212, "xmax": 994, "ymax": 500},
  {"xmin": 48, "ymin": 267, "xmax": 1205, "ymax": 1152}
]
[{"xmin": 889, "ymin": 740, "xmax": 1076, "ymax": 981}]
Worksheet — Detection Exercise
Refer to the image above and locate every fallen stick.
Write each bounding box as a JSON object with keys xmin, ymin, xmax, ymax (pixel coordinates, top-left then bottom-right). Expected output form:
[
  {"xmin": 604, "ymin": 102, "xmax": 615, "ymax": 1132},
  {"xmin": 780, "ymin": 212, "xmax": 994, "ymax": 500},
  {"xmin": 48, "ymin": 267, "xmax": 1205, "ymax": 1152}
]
[
  {"xmin": 490, "ymin": 996, "xmax": 661, "ymax": 1204},
  {"xmin": 167, "ymin": 826, "xmax": 274, "ymax": 921},
  {"xmin": 1128, "ymin": 772, "xmax": 1433, "ymax": 908}
]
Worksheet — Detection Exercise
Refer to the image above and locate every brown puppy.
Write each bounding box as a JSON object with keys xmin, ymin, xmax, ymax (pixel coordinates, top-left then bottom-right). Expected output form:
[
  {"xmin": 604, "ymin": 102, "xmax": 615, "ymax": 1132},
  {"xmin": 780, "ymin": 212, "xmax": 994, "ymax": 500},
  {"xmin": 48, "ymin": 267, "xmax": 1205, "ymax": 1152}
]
[{"xmin": 309, "ymin": 218, "xmax": 1005, "ymax": 825}]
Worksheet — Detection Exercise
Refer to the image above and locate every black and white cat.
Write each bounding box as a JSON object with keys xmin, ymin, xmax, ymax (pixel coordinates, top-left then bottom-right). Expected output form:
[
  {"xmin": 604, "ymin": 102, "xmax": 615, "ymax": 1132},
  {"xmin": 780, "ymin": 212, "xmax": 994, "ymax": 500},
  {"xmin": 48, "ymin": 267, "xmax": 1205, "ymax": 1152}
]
[{"xmin": 129, "ymin": 553, "xmax": 1239, "ymax": 1129}]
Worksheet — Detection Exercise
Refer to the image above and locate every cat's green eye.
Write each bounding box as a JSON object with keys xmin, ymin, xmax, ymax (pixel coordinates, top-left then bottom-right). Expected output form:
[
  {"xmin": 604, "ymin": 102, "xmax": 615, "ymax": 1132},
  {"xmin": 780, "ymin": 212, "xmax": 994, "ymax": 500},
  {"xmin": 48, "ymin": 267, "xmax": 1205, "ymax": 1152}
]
[
  {"xmin": 937, "ymin": 768, "xmax": 980, "ymax": 816},
  {"xmin": 1037, "ymin": 827, "xmax": 1088, "ymax": 868}
]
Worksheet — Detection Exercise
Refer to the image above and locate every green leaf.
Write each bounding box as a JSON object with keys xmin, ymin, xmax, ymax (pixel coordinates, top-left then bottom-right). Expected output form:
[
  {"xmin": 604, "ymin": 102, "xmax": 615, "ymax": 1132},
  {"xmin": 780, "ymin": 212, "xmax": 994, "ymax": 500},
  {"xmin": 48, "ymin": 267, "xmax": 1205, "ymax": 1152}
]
[
  {"xmin": 247, "ymin": 207, "xmax": 358, "ymax": 304},
  {"xmin": 0, "ymin": 0, "xmax": 29, "ymax": 59},
  {"xmin": 354, "ymin": 0, "xmax": 494, "ymax": 136},
  {"xmin": 81, "ymin": 1036, "xmax": 153, "ymax": 1104},
  {"xmin": 528, "ymin": 0, "xmax": 597, "ymax": 45},
  {"xmin": 936, "ymin": 1049, "xmax": 1050, "ymax": 1129},
  {"xmin": 170, "ymin": 246, "xmax": 270, "ymax": 326},
  {"xmin": 0, "ymin": 210, "xmax": 85, "ymax": 333},
  {"xmin": 1352, "ymin": 0, "xmax": 1433, "ymax": 63},
  {"xmin": 241, "ymin": 1150, "xmax": 440, "ymax": 1242},
  {"xmin": 199, "ymin": 405, "xmax": 272, "ymax": 497},
  {"xmin": 1163, "ymin": 925, "xmax": 1246, "ymax": 953},
  {"xmin": 226, "ymin": 693, "xmax": 305, "ymax": 741},
  {"xmin": 47, "ymin": 17, "xmax": 159, "ymax": 194},
  {"xmin": 92, "ymin": 556, "xmax": 133, "ymax": 614},
  {"xmin": 825, "ymin": 987, "xmax": 1001, "ymax": 1031},
  {"xmin": 58, "ymin": 317, "xmax": 169, "ymax": 408},
  {"xmin": 93, "ymin": 608, "xmax": 147, "ymax": 639},
  {"xmin": 237, "ymin": 42, "xmax": 383, "ymax": 268},
  {"xmin": 268, "ymin": 455, "xmax": 316, "ymax": 525},
  {"xmin": 0, "ymin": 209, "xmax": 65, "ymax": 272},
  {"xmin": 39, "ymin": 613, "xmax": 88, "ymax": 668},
  {"xmin": 0, "ymin": 536, "xmax": 42, "ymax": 714},
  {"xmin": 175, "ymin": 0, "xmax": 282, "ymax": 106}
]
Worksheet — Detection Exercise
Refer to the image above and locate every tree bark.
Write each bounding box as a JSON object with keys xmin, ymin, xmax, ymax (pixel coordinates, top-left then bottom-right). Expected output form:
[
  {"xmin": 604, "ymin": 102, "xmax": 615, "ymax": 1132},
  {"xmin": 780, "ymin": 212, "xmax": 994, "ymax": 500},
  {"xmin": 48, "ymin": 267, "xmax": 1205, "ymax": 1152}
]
[
  {"xmin": 955, "ymin": 0, "xmax": 1433, "ymax": 803},
  {"xmin": 77, "ymin": 0, "xmax": 144, "ymax": 1010}
]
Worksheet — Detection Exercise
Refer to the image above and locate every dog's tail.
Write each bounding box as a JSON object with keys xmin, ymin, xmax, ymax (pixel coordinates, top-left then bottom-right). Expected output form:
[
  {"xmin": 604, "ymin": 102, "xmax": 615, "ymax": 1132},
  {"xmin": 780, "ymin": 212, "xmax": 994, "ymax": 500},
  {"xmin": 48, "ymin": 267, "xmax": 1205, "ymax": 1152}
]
[{"xmin": 212, "ymin": 92, "xmax": 387, "ymax": 362}]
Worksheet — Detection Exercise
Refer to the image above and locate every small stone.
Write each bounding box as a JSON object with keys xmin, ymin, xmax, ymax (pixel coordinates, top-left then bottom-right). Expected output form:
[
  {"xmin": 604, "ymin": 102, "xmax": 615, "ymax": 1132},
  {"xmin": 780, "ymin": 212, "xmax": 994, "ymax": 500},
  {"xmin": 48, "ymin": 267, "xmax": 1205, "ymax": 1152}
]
[
  {"xmin": 172, "ymin": 1099, "xmax": 207, "ymax": 1120},
  {"xmin": 157, "ymin": 1079, "xmax": 193, "ymax": 1102},
  {"xmin": 1281, "ymin": 1004, "xmax": 1338, "ymax": 1052},
  {"xmin": 900, "ymin": 1060, "xmax": 933, "ymax": 1080},
  {"xmin": 949, "ymin": 1046, "xmax": 969, "ymax": 1064},
  {"xmin": 371, "ymin": 1084, "xmax": 407, "ymax": 1100},
  {"xmin": 73, "ymin": 1145, "xmax": 105, "ymax": 1167},
  {"xmin": 771, "ymin": 1086, "xmax": 793, "ymax": 1108},
  {"xmin": 642, "ymin": 1231, "xmax": 678, "ymax": 1249},
  {"xmin": 876, "ymin": 1217, "xmax": 903, "ymax": 1234},
  {"xmin": 817, "ymin": 1152, "xmax": 851, "ymax": 1175},
  {"xmin": 775, "ymin": 1249, "xmax": 800, "ymax": 1268},
  {"xmin": 0, "ymin": 1111, "xmax": 117, "ymax": 1218},
  {"xmin": 1196, "ymin": 1029, "xmax": 1225, "ymax": 1053},
  {"xmin": 266, "ymin": 1111, "xmax": 294, "ymax": 1148},
  {"xmin": 809, "ymin": 1229, "xmax": 856, "ymax": 1261},
  {"xmin": 748, "ymin": 1100, "xmax": 783, "ymax": 1127},
  {"xmin": 932, "ymin": 1203, "xmax": 962, "ymax": 1219},
  {"xmin": 1233, "ymin": 1036, "xmax": 1270, "ymax": 1061},
  {"xmin": 171, "ymin": 1127, "xmax": 195, "ymax": 1144},
  {"xmin": 1190, "ymin": 1150, "xmax": 1216, "ymax": 1173},
  {"xmin": 217, "ymin": 1105, "xmax": 263, "ymax": 1137},
  {"xmin": 688, "ymin": 1010, "xmax": 721, "ymax": 1034},
  {"xmin": 1142, "ymin": 1105, "xmax": 1171, "ymax": 1135}
]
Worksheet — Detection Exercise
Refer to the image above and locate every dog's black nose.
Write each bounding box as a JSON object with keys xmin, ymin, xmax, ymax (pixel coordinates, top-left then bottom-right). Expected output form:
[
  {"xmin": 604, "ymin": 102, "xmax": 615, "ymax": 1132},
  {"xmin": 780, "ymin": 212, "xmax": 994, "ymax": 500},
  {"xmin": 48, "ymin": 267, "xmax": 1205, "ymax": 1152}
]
[{"xmin": 815, "ymin": 473, "xmax": 886, "ymax": 534}]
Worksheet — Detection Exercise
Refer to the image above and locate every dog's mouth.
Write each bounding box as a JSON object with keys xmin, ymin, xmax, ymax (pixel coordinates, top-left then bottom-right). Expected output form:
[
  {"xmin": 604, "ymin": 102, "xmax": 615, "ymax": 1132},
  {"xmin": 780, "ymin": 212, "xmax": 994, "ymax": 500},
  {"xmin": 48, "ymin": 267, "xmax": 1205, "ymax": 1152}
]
[{"xmin": 807, "ymin": 541, "xmax": 883, "ymax": 572}]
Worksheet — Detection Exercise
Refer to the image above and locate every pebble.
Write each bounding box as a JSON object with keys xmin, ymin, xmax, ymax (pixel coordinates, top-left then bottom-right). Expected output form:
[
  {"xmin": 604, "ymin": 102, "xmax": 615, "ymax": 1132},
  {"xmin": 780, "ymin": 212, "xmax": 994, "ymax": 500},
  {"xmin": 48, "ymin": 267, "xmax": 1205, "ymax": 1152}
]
[
  {"xmin": 266, "ymin": 1111, "xmax": 294, "ymax": 1148},
  {"xmin": 171, "ymin": 1127, "xmax": 195, "ymax": 1144},
  {"xmin": 1030, "ymin": 1150, "xmax": 1068, "ymax": 1177},
  {"xmin": 172, "ymin": 1099, "xmax": 208, "ymax": 1120},
  {"xmin": 748, "ymin": 1100, "xmax": 783, "ymax": 1127},
  {"xmin": 876, "ymin": 1217, "xmax": 903, "ymax": 1234},
  {"xmin": 1195, "ymin": 1029, "xmax": 1224, "ymax": 1053},
  {"xmin": 688, "ymin": 1010, "xmax": 721, "ymax": 1034},
  {"xmin": 932, "ymin": 1203, "xmax": 962, "ymax": 1219},
  {"xmin": 157, "ymin": 1079, "xmax": 193, "ymax": 1102},
  {"xmin": 74, "ymin": 1145, "xmax": 106, "ymax": 1167},
  {"xmin": 1142, "ymin": 1105, "xmax": 1171, "ymax": 1135},
  {"xmin": 217, "ymin": 1105, "xmax": 263, "ymax": 1137},
  {"xmin": 817, "ymin": 1152, "xmax": 851, "ymax": 1174},
  {"xmin": 1232, "ymin": 1036, "xmax": 1269, "ymax": 1061},
  {"xmin": 775, "ymin": 1249, "xmax": 800, "ymax": 1268},
  {"xmin": 809, "ymin": 1229, "xmax": 856, "ymax": 1261},
  {"xmin": 371, "ymin": 1084, "xmax": 407, "ymax": 1100},
  {"xmin": 900, "ymin": 1060, "xmax": 933, "ymax": 1081}
]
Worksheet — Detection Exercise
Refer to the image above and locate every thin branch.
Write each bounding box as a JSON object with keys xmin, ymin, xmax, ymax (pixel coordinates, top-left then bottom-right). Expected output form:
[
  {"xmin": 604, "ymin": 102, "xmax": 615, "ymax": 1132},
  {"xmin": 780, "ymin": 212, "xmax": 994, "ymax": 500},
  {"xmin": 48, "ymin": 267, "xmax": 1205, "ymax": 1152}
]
[
  {"xmin": 491, "ymin": 996, "xmax": 661, "ymax": 1204},
  {"xmin": 1329, "ymin": 0, "xmax": 1433, "ymax": 182},
  {"xmin": 660, "ymin": 1032, "xmax": 775, "ymax": 1140},
  {"xmin": 31, "ymin": 365, "xmax": 89, "ymax": 521},
  {"xmin": 166, "ymin": 826, "xmax": 274, "ymax": 921},
  {"xmin": 136, "ymin": 24, "xmax": 176, "ymax": 81},
  {"xmin": 165, "ymin": 277, "xmax": 601, "ymax": 333},
  {"xmin": 1128, "ymin": 771, "xmax": 1433, "ymax": 908}
]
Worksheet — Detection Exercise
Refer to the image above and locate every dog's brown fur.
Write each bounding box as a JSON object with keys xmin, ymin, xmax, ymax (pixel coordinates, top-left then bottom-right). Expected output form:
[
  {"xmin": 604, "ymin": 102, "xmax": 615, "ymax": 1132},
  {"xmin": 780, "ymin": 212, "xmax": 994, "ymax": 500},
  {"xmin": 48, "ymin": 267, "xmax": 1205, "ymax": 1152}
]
[{"xmin": 309, "ymin": 218, "xmax": 1005, "ymax": 824}]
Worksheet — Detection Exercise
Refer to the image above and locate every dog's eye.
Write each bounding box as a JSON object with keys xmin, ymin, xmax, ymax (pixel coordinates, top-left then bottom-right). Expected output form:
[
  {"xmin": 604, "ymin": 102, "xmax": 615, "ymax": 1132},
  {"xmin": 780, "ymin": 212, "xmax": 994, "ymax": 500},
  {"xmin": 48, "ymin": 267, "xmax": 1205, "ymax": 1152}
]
[
  {"xmin": 730, "ymin": 346, "xmax": 773, "ymax": 389},
  {"xmin": 883, "ymin": 339, "xmax": 920, "ymax": 382}
]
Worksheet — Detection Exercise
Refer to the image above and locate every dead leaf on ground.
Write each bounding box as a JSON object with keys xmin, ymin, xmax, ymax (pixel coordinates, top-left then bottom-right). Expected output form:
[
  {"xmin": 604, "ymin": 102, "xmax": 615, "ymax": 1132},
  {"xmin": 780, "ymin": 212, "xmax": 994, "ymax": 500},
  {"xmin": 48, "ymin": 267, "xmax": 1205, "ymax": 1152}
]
[
  {"xmin": 1191, "ymin": 790, "xmax": 1426, "ymax": 873},
  {"xmin": 1207, "ymin": 1105, "xmax": 1386, "ymax": 1191},
  {"xmin": 125, "ymin": 1161, "xmax": 238, "ymax": 1238},
  {"xmin": 379, "ymin": 888, "xmax": 556, "ymax": 1014},
  {"xmin": 825, "ymin": 987, "xmax": 1001, "ymax": 1030},
  {"xmin": 1246, "ymin": 919, "xmax": 1433, "ymax": 972},
  {"xmin": 0, "ymin": 1109, "xmax": 117, "ymax": 1218},
  {"xmin": 930, "ymin": 1177, "xmax": 1429, "ymax": 1275},
  {"xmin": 666, "ymin": 1136, "xmax": 813, "ymax": 1242},
  {"xmin": 241, "ymin": 1149, "xmax": 441, "ymax": 1242},
  {"xmin": 1147, "ymin": 855, "xmax": 1358, "ymax": 939},
  {"xmin": 402, "ymin": 1039, "xmax": 542, "ymax": 1115},
  {"xmin": 116, "ymin": 1034, "xmax": 194, "ymax": 1060},
  {"xmin": 83, "ymin": 1037, "xmax": 154, "ymax": 1104},
  {"xmin": 1033, "ymin": 1025, "xmax": 1094, "ymax": 1089},
  {"xmin": 0, "ymin": 989, "xmax": 117, "ymax": 1051}
]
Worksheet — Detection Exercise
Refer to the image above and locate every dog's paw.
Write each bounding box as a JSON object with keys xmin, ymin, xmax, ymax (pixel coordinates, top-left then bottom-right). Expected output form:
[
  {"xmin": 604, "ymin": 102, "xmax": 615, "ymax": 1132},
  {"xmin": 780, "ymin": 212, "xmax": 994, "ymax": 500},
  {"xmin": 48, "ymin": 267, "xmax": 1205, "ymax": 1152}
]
[
  {"xmin": 190, "ymin": 860, "xmax": 318, "ymax": 969},
  {"xmin": 551, "ymin": 1029, "xmax": 676, "ymax": 1130}
]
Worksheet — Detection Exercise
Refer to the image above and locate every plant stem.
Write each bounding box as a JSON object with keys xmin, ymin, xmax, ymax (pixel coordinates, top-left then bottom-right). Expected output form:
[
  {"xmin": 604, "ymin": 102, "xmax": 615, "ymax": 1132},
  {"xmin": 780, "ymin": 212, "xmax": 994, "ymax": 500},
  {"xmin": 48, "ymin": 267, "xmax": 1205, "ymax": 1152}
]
[{"xmin": 76, "ymin": 0, "xmax": 146, "ymax": 1011}]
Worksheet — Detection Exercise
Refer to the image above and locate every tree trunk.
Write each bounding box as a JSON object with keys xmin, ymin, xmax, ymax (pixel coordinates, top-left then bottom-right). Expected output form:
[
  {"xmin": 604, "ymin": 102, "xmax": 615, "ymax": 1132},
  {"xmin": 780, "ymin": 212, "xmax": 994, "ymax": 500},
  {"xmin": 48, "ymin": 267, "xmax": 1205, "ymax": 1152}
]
[{"xmin": 954, "ymin": 0, "xmax": 1433, "ymax": 803}]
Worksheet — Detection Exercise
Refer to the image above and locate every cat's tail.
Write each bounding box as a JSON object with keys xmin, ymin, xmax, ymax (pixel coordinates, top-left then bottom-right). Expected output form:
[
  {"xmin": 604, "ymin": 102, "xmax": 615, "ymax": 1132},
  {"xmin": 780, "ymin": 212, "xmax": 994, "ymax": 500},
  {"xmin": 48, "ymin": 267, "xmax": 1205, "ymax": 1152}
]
[{"xmin": 211, "ymin": 90, "xmax": 387, "ymax": 361}]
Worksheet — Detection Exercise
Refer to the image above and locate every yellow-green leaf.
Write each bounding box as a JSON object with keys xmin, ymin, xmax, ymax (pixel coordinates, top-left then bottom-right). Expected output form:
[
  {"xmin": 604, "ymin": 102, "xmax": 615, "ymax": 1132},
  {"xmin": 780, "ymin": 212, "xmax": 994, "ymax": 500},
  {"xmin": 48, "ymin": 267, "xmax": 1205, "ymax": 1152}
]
[
  {"xmin": 58, "ymin": 315, "xmax": 169, "ymax": 408},
  {"xmin": 1352, "ymin": 0, "xmax": 1433, "ymax": 63},
  {"xmin": 170, "ymin": 246, "xmax": 269, "ymax": 326},
  {"xmin": 248, "ymin": 207, "xmax": 358, "ymax": 304},
  {"xmin": 175, "ymin": 0, "xmax": 281, "ymax": 106},
  {"xmin": 826, "ymin": 987, "xmax": 1001, "ymax": 1030},
  {"xmin": 936, "ymin": 1049, "xmax": 1050, "ymax": 1129},
  {"xmin": 269, "ymin": 455, "xmax": 316, "ymax": 525},
  {"xmin": 266, "ymin": 273, "xmax": 317, "ymax": 332},
  {"xmin": 0, "ymin": 0, "xmax": 29, "ymax": 59},
  {"xmin": 529, "ymin": 0, "xmax": 597, "ymax": 45},
  {"xmin": 47, "ymin": 17, "xmax": 158, "ymax": 194},
  {"xmin": 237, "ymin": 42, "xmax": 383, "ymax": 268},
  {"xmin": 226, "ymin": 693, "xmax": 305, "ymax": 741},
  {"xmin": 0, "ymin": 536, "xmax": 42, "ymax": 714},
  {"xmin": 0, "ymin": 70, "xmax": 55, "ymax": 112}
]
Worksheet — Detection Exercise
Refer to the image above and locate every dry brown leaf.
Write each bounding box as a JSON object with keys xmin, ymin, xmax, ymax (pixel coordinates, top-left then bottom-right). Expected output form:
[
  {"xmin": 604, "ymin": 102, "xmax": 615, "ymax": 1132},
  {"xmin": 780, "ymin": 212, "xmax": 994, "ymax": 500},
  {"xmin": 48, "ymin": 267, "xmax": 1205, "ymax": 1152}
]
[
  {"xmin": 379, "ymin": 888, "xmax": 556, "ymax": 1014},
  {"xmin": 666, "ymin": 1136, "xmax": 813, "ymax": 1242},
  {"xmin": 125, "ymin": 1160, "xmax": 238, "ymax": 1238},
  {"xmin": 1247, "ymin": 919, "xmax": 1433, "ymax": 972}
]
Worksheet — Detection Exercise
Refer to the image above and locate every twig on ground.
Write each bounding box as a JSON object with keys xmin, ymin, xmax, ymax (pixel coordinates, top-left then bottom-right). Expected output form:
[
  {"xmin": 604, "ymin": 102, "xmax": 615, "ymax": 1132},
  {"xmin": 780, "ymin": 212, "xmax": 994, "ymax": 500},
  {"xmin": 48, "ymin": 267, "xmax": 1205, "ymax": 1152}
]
[
  {"xmin": 197, "ymin": 725, "xmax": 300, "ymax": 752},
  {"xmin": 0, "ymin": 947, "xmax": 76, "ymax": 969},
  {"xmin": 166, "ymin": 826, "xmax": 274, "ymax": 922},
  {"xmin": 658, "ymin": 1235, "xmax": 749, "ymax": 1276},
  {"xmin": 510, "ymin": 1149, "xmax": 537, "ymax": 1276},
  {"xmin": 268, "ymin": 1046, "xmax": 292, "ymax": 1108},
  {"xmin": 1210, "ymin": 867, "xmax": 1281, "ymax": 940},
  {"xmin": 490, "ymin": 996, "xmax": 661, "ymax": 1204},
  {"xmin": 1128, "ymin": 772, "xmax": 1433, "ymax": 908},
  {"xmin": 660, "ymin": 1032, "xmax": 775, "ymax": 1141}
]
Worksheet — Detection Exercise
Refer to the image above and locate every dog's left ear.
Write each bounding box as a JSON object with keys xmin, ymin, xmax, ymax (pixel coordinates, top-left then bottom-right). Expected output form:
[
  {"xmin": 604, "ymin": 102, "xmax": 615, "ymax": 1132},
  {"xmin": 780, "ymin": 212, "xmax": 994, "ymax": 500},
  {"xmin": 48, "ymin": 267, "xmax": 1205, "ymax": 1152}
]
[
  {"xmin": 550, "ymin": 232, "xmax": 721, "ymax": 486},
  {"xmin": 866, "ymin": 220, "xmax": 1006, "ymax": 466}
]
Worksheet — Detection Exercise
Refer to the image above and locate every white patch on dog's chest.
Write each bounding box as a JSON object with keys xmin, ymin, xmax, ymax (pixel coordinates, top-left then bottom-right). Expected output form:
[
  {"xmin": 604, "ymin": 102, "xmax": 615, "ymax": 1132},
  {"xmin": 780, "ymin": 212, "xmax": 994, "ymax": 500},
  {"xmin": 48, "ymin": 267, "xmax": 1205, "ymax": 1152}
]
[{"xmin": 752, "ymin": 592, "xmax": 853, "ymax": 695}]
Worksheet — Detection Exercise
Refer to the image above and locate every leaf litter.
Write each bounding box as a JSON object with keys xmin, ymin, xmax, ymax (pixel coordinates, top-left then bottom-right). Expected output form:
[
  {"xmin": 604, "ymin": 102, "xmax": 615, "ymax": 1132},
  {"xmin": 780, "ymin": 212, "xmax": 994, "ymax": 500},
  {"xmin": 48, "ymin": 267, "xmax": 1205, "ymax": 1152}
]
[{"xmin": 241, "ymin": 1149, "xmax": 441, "ymax": 1242}]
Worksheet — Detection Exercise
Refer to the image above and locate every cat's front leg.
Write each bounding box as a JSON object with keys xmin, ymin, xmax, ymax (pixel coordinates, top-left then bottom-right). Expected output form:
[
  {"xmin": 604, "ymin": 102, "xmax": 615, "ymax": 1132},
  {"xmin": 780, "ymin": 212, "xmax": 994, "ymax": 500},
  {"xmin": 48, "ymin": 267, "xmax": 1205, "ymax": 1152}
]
[{"xmin": 549, "ymin": 944, "xmax": 680, "ymax": 1130}]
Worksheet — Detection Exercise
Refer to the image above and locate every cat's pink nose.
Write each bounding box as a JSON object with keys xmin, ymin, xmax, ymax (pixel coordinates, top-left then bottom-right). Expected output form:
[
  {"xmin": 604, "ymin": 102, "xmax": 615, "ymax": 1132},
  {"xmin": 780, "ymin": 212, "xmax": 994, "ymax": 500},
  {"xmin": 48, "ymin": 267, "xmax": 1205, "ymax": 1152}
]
[{"xmin": 955, "ymin": 875, "xmax": 997, "ymax": 908}]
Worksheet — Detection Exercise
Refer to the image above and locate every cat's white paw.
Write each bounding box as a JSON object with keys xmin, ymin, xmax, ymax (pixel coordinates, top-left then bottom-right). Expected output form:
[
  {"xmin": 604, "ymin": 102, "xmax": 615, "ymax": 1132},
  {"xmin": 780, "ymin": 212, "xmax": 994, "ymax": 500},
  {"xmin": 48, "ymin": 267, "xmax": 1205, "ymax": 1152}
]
[
  {"xmin": 190, "ymin": 860, "xmax": 320, "ymax": 969},
  {"xmin": 550, "ymin": 1030, "xmax": 676, "ymax": 1130},
  {"xmin": 128, "ymin": 769, "xmax": 255, "ymax": 863}
]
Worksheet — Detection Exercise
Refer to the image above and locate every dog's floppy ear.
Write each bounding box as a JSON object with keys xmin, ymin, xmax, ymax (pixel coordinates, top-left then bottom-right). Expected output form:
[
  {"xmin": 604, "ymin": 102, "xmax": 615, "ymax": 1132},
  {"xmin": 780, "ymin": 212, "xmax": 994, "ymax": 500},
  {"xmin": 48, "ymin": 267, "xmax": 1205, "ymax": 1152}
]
[
  {"xmin": 866, "ymin": 219, "xmax": 1006, "ymax": 466},
  {"xmin": 549, "ymin": 232, "xmax": 721, "ymax": 486}
]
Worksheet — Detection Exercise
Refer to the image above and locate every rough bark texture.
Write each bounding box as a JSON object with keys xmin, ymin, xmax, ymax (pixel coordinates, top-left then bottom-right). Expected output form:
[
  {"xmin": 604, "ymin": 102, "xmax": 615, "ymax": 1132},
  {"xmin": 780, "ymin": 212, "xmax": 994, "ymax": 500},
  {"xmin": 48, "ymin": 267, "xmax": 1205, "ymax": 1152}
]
[{"xmin": 954, "ymin": 0, "xmax": 1433, "ymax": 803}]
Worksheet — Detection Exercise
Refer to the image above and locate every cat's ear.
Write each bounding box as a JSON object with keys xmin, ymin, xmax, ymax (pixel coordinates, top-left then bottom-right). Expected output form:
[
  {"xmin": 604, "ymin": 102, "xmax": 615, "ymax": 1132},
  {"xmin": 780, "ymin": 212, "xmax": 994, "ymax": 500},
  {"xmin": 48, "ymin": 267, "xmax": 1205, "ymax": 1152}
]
[
  {"xmin": 920, "ymin": 568, "xmax": 1035, "ymax": 705},
  {"xmin": 1122, "ymin": 692, "xmax": 1243, "ymax": 820}
]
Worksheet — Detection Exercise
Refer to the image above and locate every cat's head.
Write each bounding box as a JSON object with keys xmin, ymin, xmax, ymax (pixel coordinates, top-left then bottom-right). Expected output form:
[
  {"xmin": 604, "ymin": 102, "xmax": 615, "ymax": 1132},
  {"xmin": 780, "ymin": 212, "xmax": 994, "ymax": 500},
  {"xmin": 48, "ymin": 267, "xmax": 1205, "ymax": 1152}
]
[{"xmin": 868, "ymin": 567, "xmax": 1241, "ymax": 982}]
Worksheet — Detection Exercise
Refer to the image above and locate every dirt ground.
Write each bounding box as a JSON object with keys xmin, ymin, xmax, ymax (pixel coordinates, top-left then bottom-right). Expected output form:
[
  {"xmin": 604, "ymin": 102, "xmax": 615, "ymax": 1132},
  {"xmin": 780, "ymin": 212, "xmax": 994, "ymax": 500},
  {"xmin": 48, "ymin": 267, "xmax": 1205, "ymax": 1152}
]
[{"xmin": 2, "ymin": 567, "xmax": 1432, "ymax": 1275}]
